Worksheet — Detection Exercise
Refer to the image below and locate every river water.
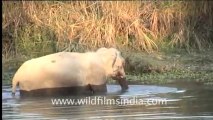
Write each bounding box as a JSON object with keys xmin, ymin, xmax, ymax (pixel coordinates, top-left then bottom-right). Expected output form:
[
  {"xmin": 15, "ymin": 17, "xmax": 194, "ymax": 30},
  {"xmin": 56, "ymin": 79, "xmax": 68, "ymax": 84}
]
[{"xmin": 2, "ymin": 84, "xmax": 213, "ymax": 119}]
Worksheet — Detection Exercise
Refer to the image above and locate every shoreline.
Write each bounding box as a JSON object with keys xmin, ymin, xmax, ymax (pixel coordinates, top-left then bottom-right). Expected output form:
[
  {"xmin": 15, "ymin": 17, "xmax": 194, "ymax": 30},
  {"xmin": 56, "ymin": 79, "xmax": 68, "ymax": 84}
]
[{"xmin": 3, "ymin": 49, "xmax": 213, "ymax": 85}]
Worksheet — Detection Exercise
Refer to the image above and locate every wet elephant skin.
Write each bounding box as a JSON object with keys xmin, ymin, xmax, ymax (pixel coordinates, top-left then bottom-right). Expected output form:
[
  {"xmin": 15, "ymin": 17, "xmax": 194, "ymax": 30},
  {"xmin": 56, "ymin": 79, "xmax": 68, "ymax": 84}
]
[{"xmin": 19, "ymin": 84, "xmax": 107, "ymax": 98}]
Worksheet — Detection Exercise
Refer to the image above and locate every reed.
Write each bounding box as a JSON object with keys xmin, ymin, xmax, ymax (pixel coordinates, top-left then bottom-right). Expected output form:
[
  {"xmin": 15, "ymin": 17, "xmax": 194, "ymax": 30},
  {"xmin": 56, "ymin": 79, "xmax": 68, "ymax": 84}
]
[{"xmin": 2, "ymin": 1, "xmax": 213, "ymax": 60}]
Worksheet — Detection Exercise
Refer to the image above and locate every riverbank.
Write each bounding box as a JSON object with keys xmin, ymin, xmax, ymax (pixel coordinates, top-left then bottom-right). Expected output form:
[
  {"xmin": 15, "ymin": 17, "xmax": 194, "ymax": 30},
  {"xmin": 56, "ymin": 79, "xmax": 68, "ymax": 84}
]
[
  {"xmin": 3, "ymin": 48, "xmax": 213, "ymax": 85},
  {"xmin": 124, "ymin": 48, "xmax": 213, "ymax": 85}
]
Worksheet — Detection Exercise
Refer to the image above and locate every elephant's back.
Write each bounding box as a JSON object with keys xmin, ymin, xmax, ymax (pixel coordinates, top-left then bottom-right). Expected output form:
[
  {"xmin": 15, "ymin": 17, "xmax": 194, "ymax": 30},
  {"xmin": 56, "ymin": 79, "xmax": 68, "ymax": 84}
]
[
  {"xmin": 16, "ymin": 52, "xmax": 84, "ymax": 79},
  {"xmin": 23, "ymin": 52, "xmax": 82, "ymax": 67}
]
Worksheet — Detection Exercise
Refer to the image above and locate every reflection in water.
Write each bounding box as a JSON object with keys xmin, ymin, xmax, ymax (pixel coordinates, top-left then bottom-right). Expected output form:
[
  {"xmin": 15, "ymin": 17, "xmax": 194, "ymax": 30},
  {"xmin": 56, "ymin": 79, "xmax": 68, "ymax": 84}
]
[{"xmin": 2, "ymin": 84, "xmax": 213, "ymax": 119}]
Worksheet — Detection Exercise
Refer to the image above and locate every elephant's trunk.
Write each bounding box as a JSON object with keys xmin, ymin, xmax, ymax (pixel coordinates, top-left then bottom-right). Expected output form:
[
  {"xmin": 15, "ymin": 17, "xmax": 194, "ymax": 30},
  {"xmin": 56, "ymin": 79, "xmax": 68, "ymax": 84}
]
[{"xmin": 117, "ymin": 78, "xmax": 129, "ymax": 90}]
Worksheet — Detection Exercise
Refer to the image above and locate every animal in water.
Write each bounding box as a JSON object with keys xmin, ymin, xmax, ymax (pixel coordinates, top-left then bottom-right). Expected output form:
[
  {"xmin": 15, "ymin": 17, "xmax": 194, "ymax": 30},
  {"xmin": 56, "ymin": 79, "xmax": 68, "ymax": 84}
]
[{"xmin": 12, "ymin": 47, "xmax": 128, "ymax": 97}]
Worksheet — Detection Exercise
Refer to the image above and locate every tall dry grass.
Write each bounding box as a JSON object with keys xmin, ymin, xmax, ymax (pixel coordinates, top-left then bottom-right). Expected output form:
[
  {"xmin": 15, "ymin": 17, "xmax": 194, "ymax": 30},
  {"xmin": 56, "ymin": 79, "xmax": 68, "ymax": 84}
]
[{"xmin": 2, "ymin": 1, "xmax": 213, "ymax": 60}]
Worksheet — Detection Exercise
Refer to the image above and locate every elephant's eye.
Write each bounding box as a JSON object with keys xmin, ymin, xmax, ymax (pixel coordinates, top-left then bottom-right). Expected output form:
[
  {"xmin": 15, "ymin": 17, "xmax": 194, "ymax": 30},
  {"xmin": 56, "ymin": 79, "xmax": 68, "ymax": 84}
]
[
  {"xmin": 122, "ymin": 62, "xmax": 125, "ymax": 67},
  {"xmin": 117, "ymin": 66, "xmax": 121, "ymax": 69},
  {"xmin": 114, "ymin": 66, "xmax": 120, "ymax": 70}
]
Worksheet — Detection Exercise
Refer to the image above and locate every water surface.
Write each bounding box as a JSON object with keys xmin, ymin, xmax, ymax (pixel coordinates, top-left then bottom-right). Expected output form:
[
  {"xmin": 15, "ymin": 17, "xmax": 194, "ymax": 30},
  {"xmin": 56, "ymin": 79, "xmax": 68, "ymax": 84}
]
[{"xmin": 2, "ymin": 84, "xmax": 213, "ymax": 119}]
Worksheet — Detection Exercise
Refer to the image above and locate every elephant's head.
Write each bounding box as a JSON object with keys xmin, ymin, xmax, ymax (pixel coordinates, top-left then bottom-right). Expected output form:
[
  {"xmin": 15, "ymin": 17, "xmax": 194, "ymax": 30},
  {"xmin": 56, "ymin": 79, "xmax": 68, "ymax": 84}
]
[{"xmin": 96, "ymin": 47, "xmax": 128, "ymax": 90}]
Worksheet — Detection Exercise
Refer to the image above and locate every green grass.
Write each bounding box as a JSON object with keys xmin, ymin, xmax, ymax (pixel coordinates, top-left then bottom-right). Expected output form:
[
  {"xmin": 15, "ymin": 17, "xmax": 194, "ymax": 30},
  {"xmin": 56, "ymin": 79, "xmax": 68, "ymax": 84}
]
[
  {"xmin": 3, "ymin": 48, "xmax": 213, "ymax": 86},
  {"xmin": 124, "ymin": 70, "xmax": 213, "ymax": 85},
  {"xmin": 108, "ymin": 48, "xmax": 213, "ymax": 85}
]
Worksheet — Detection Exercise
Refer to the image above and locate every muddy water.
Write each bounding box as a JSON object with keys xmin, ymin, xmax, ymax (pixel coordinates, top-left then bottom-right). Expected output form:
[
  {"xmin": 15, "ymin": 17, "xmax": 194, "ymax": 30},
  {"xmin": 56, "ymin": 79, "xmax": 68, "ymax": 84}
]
[{"xmin": 2, "ymin": 84, "xmax": 213, "ymax": 119}]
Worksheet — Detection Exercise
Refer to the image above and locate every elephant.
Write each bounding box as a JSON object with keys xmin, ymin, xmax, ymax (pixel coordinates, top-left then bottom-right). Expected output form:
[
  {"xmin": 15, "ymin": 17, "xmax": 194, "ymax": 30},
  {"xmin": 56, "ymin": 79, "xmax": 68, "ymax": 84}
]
[{"xmin": 12, "ymin": 47, "xmax": 128, "ymax": 97}]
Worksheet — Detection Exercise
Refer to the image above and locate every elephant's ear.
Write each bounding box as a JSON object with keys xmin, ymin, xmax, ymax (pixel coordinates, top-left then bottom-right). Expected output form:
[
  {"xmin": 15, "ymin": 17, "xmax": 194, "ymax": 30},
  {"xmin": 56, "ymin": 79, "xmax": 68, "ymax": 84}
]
[
  {"xmin": 96, "ymin": 48, "xmax": 118, "ymax": 71},
  {"xmin": 112, "ymin": 52, "xmax": 117, "ymax": 67},
  {"xmin": 108, "ymin": 48, "xmax": 120, "ymax": 67},
  {"xmin": 104, "ymin": 48, "xmax": 118, "ymax": 67}
]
